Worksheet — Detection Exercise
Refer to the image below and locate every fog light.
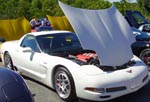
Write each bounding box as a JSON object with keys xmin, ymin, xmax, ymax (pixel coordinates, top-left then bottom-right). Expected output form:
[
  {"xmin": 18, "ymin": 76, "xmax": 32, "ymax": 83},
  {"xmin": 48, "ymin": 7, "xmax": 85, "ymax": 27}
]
[{"xmin": 85, "ymin": 87, "xmax": 105, "ymax": 93}]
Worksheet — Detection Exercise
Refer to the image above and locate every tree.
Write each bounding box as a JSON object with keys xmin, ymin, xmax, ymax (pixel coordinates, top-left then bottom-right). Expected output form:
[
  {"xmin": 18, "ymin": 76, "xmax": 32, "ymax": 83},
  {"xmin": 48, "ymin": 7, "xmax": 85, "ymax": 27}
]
[
  {"xmin": 42, "ymin": 0, "xmax": 59, "ymax": 16},
  {"xmin": 2, "ymin": 0, "xmax": 18, "ymax": 19},
  {"xmin": 144, "ymin": 0, "xmax": 150, "ymax": 11},
  {"xmin": 17, "ymin": 0, "xmax": 31, "ymax": 19},
  {"xmin": 137, "ymin": 0, "xmax": 150, "ymax": 20},
  {"xmin": 0, "ymin": 0, "xmax": 146, "ymax": 20}
]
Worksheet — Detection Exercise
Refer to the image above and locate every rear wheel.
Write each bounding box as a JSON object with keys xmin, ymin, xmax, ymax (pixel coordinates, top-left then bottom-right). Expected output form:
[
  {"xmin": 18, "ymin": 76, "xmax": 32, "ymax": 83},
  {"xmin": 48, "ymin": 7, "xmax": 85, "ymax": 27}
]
[
  {"xmin": 4, "ymin": 52, "xmax": 14, "ymax": 70},
  {"xmin": 4, "ymin": 52, "xmax": 19, "ymax": 73},
  {"xmin": 54, "ymin": 67, "xmax": 77, "ymax": 101},
  {"xmin": 139, "ymin": 49, "xmax": 150, "ymax": 67}
]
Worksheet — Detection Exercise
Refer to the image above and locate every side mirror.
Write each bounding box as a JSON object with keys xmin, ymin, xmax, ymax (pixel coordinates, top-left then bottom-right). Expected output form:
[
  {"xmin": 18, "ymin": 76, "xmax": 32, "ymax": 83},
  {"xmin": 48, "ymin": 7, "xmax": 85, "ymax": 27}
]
[{"xmin": 22, "ymin": 47, "xmax": 33, "ymax": 52}]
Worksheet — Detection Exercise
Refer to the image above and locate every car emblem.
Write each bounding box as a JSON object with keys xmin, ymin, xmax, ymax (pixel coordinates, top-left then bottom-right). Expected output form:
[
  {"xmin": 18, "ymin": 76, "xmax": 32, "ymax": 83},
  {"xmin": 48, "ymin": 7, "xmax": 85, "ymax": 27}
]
[{"xmin": 126, "ymin": 69, "xmax": 132, "ymax": 73}]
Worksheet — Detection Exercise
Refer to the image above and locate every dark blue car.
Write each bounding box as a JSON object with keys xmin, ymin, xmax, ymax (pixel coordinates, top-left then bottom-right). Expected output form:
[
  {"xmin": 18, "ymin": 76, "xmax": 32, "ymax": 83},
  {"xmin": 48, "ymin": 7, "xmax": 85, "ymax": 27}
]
[
  {"xmin": 125, "ymin": 10, "xmax": 150, "ymax": 34},
  {"xmin": 0, "ymin": 67, "xmax": 33, "ymax": 102},
  {"xmin": 31, "ymin": 26, "xmax": 53, "ymax": 32},
  {"xmin": 131, "ymin": 27, "xmax": 150, "ymax": 66}
]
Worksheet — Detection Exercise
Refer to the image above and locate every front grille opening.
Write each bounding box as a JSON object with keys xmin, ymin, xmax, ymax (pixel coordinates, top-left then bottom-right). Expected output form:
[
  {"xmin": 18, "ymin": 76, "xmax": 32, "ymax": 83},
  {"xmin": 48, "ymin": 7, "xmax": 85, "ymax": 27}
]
[
  {"xmin": 106, "ymin": 86, "xmax": 127, "ymax": 92},
  {"xmin": 100, "ymin": 95, "xmax": 111, "ymax": 99},
  {"xmin": 98, "ymin": 60, "xmax": 136, "ymax": 71},
  {"xmin": 142, "ymin": 74, "xmax": 149, "ymax": 82}
]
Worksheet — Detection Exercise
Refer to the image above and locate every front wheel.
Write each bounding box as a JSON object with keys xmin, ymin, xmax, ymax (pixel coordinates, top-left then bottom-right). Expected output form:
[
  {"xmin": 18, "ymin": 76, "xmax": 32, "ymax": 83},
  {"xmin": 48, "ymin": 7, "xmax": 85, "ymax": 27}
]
[
  {"xmin": 139, "ymin": 49, "xmax": 150, "ymax": 66},
  {"xmin": 54, "ymin": 67, "xmax": 77, "ymax": 101}
]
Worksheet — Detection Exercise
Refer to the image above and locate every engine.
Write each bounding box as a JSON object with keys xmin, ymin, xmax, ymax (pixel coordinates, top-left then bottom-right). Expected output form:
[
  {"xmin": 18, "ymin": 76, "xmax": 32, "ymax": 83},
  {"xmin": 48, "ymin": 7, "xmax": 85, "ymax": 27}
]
[
  {"xmin": 51, "ymin": 49, "xmax": 100, "ymax": 65},
  {"xmin": 67, "ymin": 52, "xmax": 100, "ymax": 65},
  {"xmin": 76, "ymin": 52, "xmax": 99, "ymax": 64},
  {"xmin": 67, "ymin": 51, "xmax": 135, "ymax": 71}
]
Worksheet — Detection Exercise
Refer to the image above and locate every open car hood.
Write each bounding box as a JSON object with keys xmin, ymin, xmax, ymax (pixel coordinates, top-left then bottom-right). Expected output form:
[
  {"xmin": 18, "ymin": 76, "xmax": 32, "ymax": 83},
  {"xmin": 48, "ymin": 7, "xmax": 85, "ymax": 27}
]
[{"xmin": 59, "ymin": 1, "xmax": 135, "ymax": 66}]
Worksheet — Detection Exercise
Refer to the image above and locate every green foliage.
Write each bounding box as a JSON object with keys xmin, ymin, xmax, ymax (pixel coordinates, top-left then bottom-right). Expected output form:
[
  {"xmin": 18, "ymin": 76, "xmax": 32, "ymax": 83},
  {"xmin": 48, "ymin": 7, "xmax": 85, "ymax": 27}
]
[
  {"xmin": 137, "ymin": 0, "xmax": 150, "ymax": 20},
  {"xmin": 0, "ymin": 0, "xmax": 149, "ymax": 21}
]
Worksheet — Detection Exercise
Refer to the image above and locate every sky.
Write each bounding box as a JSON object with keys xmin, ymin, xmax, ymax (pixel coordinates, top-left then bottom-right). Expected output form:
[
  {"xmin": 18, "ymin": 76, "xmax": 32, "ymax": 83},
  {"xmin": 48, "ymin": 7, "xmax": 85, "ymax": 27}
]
[{"xmin": 108, "ymin": 0, "xmax": 137, "ymax": 3}]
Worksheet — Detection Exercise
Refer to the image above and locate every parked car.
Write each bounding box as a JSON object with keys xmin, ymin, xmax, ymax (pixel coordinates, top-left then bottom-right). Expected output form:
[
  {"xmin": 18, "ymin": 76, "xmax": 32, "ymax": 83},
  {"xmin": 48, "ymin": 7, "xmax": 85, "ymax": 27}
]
[
  {"xmin": 0, "ymin": 30, "xmax": 149, "ymax": 101},
  {"xmin": 132, "ymin": 27, "xmax": 150, "ymax": 67},
  {"xmin": 0, "ymin": 38, "xmax": 5, "ymax": 43},
  {"xmin": 31, "ymin": 26, "xmax": 53, "ymax": 32},
  {"xmin": 0, "ymin": 67, "xmax": 33, "ymax": 102},
  {"xmin": 1, "ymin": 1, "xmax": 149, "ymax": 101},
  {"xmin": 125, "ymin": 10, "xmax": 150, "ymax": 34}
]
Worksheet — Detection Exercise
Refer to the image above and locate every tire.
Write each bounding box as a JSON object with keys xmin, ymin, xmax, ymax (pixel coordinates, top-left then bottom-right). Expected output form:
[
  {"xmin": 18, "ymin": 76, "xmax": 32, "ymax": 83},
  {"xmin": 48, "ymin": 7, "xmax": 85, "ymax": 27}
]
[
  {"xmin": 4, "ymin": 52, "xmax": 14, "ymax": 70},
  {"xmin": 139, "ymin": 48, "xmax": 150, "ymax": 66},
  {"xmin": 54, "ymin": 67, "xmax": 77, "ymax": 101}
]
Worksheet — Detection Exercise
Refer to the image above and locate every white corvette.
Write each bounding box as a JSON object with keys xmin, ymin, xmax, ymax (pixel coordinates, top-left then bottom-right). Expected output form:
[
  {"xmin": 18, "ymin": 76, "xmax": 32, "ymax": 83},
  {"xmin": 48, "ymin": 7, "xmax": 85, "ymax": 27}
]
[
  {"xmin": 0, "ymin": 31, "xmax": 149, "ymax": 101},
  {"xmin": 1, "ymin": 1, "xmax": 150, "ymax": 102}
]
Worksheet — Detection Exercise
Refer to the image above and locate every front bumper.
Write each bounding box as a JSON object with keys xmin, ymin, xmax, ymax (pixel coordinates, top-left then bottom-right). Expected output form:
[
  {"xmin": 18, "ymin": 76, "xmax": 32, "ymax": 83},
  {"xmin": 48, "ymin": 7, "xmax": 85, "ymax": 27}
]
[{"xmin": 75, "ymin": 58, "xmax": 149, "ymax": 101}]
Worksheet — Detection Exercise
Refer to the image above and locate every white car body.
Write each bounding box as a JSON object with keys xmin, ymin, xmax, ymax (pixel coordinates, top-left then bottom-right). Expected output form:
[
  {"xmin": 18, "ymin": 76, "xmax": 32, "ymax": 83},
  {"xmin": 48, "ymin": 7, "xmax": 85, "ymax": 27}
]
[
  {"xmin": 0, "ymin": 1, "xmax": 150, "ymax": 101},
  {"xmin": 0, "ymin": 31, "xmax": 149, "ymax": 101}
]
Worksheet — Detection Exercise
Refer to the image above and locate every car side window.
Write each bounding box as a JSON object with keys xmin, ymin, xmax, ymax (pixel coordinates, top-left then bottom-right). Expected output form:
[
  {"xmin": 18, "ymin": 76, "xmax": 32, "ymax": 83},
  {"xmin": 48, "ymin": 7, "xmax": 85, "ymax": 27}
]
[{"xmin": 20, "ymin": 35, "xmax": 40, "ymax": 52}]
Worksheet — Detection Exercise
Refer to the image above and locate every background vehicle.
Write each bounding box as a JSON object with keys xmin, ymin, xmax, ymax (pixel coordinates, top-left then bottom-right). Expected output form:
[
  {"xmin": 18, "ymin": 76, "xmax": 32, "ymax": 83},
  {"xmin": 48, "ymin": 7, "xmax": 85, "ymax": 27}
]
[
  {"xmin": 0, "ymin": 38, "xmax": 5, "ymax": 43},
  {"xmin": 31, "ymin": 26, "xmax": 53, "ymax": 32},
  {"xmin": 132, "ymin": 27, "xmax": 150, "ymax": 67},
  {"xmin": 0, "ymin": 67, "xmax": 33, "ymax": 102},
  {"xmin": 125, "ymin": 10, "xmax": 150, "ymax": 34}
]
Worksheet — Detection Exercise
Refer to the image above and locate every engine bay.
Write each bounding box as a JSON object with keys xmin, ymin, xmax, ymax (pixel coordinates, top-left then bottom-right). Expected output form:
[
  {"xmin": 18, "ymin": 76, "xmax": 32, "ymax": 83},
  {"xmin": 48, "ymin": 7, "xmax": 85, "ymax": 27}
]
[
  {"xmin": 50, "ymin": 49, "xmax": 135, "ymax": 71},
  {"xmin": 69, "ymin": 52, "xmax": 100, "ymax": 65}
]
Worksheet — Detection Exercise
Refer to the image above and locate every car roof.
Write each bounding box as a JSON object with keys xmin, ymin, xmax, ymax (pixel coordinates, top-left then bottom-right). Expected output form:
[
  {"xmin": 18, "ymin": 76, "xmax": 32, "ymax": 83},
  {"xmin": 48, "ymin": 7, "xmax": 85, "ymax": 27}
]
[{"xmin": 27, "ymin": 30, "xmax": 72, "ymax": 36}]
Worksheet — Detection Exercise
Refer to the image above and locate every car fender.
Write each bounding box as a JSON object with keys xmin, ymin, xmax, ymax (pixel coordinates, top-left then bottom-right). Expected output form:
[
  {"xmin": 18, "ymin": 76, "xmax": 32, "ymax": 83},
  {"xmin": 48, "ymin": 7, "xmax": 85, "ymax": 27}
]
[{"xmin": 38, "ymin": 53, "xmax": 104, "ymax": 89}]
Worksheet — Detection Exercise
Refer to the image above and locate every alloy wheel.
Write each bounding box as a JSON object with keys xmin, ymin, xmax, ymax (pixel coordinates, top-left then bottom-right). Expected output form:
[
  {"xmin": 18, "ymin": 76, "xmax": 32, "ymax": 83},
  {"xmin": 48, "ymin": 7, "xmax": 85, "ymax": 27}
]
[{"xmin": 55, "ymin": 71, "xmax": 71, "ymax": 99}]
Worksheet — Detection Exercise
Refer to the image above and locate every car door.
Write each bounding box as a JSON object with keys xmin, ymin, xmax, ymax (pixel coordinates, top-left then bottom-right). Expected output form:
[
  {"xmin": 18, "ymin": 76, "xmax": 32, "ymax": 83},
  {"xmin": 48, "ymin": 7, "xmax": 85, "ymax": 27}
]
[{"xmin": 16, "ymin": 35, "xmax": 42, "ymax": 79}]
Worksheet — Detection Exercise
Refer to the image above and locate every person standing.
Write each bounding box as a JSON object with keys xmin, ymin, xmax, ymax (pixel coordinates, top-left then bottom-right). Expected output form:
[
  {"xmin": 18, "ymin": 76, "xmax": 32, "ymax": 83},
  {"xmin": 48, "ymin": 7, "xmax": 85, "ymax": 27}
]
[
  {"xmin": 30, "ymin": 17, "xmax": 41, "ymax": 29},
  {"xmin": 41, "ymin": 17, "xmax": 50, "ymax": 26}
]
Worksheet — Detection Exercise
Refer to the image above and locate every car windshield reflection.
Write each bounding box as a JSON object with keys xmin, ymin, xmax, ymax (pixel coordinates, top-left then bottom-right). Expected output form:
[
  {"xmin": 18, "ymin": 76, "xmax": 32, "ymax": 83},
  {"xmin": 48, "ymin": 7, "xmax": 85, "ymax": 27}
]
[{"xmin": 36, "ymin": 33, "xmax": 82, "ymax": 54}]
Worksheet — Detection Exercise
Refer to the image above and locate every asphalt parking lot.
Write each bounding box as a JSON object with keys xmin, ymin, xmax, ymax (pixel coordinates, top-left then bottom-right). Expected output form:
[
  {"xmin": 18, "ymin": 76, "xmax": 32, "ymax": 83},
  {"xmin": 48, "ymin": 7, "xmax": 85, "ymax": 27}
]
[{"xmin": 0, "ymin": 62, "xmax": 150, "ymax": 102}]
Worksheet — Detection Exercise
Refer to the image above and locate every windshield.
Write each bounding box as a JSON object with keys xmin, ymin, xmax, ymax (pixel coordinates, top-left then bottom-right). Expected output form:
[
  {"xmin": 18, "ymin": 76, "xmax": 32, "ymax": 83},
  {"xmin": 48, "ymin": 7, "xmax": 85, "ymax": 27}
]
[
  {"xmin": 36, "ymin": 32, "xmax": 82, "ymax": 54},
  {"xmin": 132, "ymin": 13, "xmax": 146, "ymax": 24}
]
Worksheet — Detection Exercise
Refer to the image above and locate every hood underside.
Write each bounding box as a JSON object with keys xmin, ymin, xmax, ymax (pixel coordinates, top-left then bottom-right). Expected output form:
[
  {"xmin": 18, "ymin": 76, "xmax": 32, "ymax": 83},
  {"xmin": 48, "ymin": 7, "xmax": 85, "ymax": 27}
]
[{"xmin": 59, "ymin": 1, "xmax": 135, "ymax": 66}]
